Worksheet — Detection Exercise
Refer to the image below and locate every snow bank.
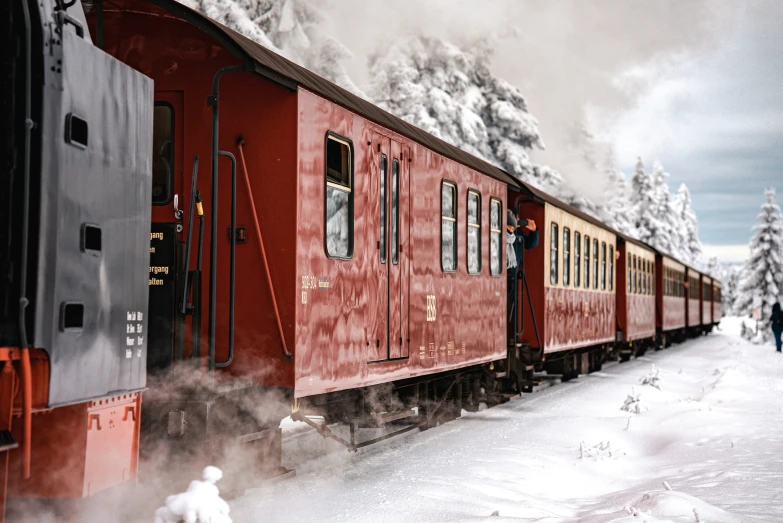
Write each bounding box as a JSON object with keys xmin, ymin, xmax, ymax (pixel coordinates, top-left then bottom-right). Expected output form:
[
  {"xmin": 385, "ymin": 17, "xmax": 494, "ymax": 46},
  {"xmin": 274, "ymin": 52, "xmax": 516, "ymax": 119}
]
[{"xmin": 154, "ymin": 466, "xmax": 231, "ymax": 523}]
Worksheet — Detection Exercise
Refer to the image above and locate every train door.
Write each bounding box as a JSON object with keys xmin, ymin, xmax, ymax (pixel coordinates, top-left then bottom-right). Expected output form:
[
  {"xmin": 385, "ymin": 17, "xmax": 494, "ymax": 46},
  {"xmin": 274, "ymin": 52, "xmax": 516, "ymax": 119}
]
[
  {"xmin": 368, "ymin": 133, "xmax": 410, "ymax": 361},
  {"xmin": 147, "ymin": 91, "xmax": 186, "ymax": 372},
  {"xmin": 388, "ymin": 139, "xmax": 411, "ymax": 359}
]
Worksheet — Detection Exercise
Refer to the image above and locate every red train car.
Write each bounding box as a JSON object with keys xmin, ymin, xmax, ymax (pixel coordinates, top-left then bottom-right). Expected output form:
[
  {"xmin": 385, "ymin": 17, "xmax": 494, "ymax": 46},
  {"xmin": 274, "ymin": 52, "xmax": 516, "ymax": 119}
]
[
  {"xmin": 80, "ymin": 0, "xmax": 527, "ymax": 491},
  {"xmin": 516, "ymin": 188, "xmax": 616, "ymax": 380},
  {"xmin": 701, "ymin": 274, "xmax": 713, "ymax": 333},
  {"xmin": 686, "ymin": 266, "xmax": 702, "ymax": 334},
  {"xmin": 712, "ymin": 279, "xmax": 722, "ymax": 326},
  {"xmin": 656, "ymin": 253, "xmax": 687, "ymax": 346},
  {"xmin": 615, "ymin": 235, "xmax": 657, "ymax": 359}
]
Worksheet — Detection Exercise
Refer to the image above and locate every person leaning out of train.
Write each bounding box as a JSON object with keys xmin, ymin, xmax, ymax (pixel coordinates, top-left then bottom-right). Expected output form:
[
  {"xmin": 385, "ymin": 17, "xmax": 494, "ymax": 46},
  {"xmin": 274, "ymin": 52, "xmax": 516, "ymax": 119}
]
[
  {"xmin": 506, "ymin": 210, "xmax": 539, "ymax": 273},
  {"xmin": 771, "ymin": 302, "xmax": 782, "ymax": 353}
]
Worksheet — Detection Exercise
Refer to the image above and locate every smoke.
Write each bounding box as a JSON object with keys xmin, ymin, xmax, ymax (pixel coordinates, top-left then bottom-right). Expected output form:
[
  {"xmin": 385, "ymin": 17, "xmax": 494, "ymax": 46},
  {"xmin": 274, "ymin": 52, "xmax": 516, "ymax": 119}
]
[{"xmin": 319, "ymin": 0, "xmax": 741, "ymax": 202}]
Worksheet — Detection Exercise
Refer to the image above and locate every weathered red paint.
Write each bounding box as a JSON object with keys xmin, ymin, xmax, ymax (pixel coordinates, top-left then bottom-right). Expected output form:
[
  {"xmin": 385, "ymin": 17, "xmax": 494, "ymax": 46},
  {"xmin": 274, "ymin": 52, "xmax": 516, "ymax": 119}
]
[
  {"xmin": 517, "ymin": 199, "xmax": 615, "ymax": 354},
  {"xmin": 712, "ymin": 281, "xmax": 722, "ymax": 324},
  {"xmin": 293, "ymin": 91, "xmax": 506, "ymax": 397},
  {"xmin": 616, "ymin": 241, "xmax": 656, "ymax": 342},
  {"xmin": 655, "ymin": 254, "xmax": 686, "ymax": 333},
  {"xmin": 701, "ymin": 275, "xmax": 711, "ymax": 327},
  {"xmin": 686, "ymin": 268, "xmax": 700, "ymax": 328}
]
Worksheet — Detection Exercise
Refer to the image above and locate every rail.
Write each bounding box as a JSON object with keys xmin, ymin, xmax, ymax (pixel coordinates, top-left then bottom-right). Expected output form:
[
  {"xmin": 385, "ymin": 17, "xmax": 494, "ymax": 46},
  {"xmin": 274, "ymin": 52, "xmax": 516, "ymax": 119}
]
[{"xmin": 236, "ymin": 138, "xmax": 292, "ymax": 360}]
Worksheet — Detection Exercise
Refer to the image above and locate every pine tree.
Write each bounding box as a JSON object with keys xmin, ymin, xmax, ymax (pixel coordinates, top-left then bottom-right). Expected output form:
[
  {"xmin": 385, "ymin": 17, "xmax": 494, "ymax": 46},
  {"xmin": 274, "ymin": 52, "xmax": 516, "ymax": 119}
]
[
  {"xmin": 646, "ymin": 161, "xmax": 679, "ymax": 256},
  {"xmin": 369, "ymin": 36, "xmax": 560, "ymax": 189},
  {"xmin": 630, "ymin": 157, "xmax": 658, "ymax": 246},
  {"xmin": 723, "ymin": 265, "xmax": 740, "ymax": 315},
  {"xmin": 705, "ymin": 257, "xmax": 721, "ymax": 279},
  {"xmin": 674, "ymin": 183, "xmax": 702, "ymax": 265},
  {"xmin": 734, "ymin": 188, "xmax": 783, "ymax": 340},
  {"xmin": 179, "ymin": 0, "xmax": 367, "ymax": 97}
]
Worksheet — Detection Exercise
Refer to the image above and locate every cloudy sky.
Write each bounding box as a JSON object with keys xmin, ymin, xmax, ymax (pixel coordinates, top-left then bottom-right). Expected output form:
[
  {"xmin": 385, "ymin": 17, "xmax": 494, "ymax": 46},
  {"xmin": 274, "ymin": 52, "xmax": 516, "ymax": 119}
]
[{"xmin": 327, "ymin": 0, "xmax": 782, "ymax": 265}]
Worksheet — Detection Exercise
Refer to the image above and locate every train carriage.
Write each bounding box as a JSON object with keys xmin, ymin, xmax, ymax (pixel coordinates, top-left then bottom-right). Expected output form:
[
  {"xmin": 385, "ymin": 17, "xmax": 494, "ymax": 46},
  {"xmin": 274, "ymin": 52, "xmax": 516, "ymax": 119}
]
[
  {"xmin": 712, "ymin": 279, "xmax": 722, "ymax": 326},
  {"xmin": 686, "ymin": 266, "xmax": 702, "ymax": 335},
  {"xmin": 615, "ymin": 235, "xmax": 657, "ymax": 359},
  {"xmin": 656, "ymin": 253, "xmax": 687, "ymax": 346},
  {"xmin": 516, "ymin": 188, "xmax": 617, "ymax": 379},
  {"xmin": 701, "ymin": 274, "xmax": 713, "ymax": 333}
]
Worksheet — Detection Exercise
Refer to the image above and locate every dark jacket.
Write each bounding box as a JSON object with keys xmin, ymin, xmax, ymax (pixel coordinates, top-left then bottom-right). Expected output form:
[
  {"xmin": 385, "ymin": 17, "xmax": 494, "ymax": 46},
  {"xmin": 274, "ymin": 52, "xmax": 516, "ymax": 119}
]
[
  {"xmin": 772, "ymin": 303, "xmax": 782, "ymax": 331},
  {"xmin": 511, "ymin": 228, "xmax": 539, "ymax": 270}
]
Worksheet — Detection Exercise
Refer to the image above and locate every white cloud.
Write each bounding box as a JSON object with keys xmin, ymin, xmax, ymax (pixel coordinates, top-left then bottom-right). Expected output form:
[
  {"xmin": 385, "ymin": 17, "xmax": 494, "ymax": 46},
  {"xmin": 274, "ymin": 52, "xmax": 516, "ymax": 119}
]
[{"xmin": 702, "ymin": 244, "xmax": 749, "ymax": 264}]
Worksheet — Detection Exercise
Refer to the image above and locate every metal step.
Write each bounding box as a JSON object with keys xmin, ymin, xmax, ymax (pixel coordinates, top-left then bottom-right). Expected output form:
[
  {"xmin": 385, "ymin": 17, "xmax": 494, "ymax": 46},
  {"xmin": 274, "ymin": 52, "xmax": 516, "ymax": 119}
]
[{"xmin": 0, "ymin": 430, "xmax": 18, "ymax": 452}]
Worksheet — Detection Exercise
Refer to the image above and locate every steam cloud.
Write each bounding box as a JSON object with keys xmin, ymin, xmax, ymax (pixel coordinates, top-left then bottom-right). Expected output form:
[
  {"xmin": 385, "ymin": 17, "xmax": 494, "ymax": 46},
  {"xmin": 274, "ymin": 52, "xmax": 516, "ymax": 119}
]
[{"xmin": 321, "ymin": 0, "xmax": 742, "ymax": 202}]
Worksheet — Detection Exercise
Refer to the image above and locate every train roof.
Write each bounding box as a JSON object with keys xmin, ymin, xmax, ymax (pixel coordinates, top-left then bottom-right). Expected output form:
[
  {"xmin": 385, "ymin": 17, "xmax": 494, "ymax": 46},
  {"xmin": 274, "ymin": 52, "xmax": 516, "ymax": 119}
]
[
  {"xmin": 518, "ymin": 182, "xmax": 621, "ymax": 235},
  {"xmin": 148, "ymin": 0, "xmax": 523, "ymax": 190}
]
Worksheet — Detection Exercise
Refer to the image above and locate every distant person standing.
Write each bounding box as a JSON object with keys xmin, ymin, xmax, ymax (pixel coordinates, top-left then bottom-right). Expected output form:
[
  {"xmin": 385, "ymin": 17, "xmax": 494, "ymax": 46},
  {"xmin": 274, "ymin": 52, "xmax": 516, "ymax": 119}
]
[{"xmin": 771, "ymin": 302, "xmax": 782, "ymax": 353}]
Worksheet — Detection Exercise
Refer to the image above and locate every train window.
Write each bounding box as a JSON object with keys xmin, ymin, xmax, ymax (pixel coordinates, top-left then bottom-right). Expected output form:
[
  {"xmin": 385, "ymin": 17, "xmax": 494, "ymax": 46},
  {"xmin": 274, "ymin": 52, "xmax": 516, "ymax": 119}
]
[
  {"xmin": 601, "ymin": 242, "xmax": 606, "ymax": 291},
  {"xmin": 632, "ymin": 255, "xmax": 637, "ymax": 294},
  {"xmin": 441, "ymin": 181, "xmax": 457, "ymax": 272},
  {"xmin": 380, "ymin": 154, "xmax": 388, "ymax": 263},
  {"xmin": 563, "ymin": 228, "xmax": 571, "ymax": 286},
  {"xmin": 325, "ymin": 133, "xmax": 354, "ymax": 259},
  {"xmin": 392, "ymin": 159, "xmax": 399, "ymax": 265},
  {"xmin": 592, "ymin": 239, "xmax": 599, "ymax": 290},
  {"xmin": 574, "ymin": 232, "xmax": 581, "ymax": 288},
  {"xmin": 628, "ymin": 254, "xmax": 632, "ymax": 293},
  {"xmin": 550, "ymin": 223, "xmax": 559, "ymax": 285},
  {"xmin": 642, "ymin": 260, "xmax": 647, "ymax": 295},
  {"xmin": 467, "ymin": 191, "xmax": 481, "ymax": 275},
  {"xmin": 609, "ymin": 245, "xmax": 614, "ymax": 291},
  {"xmin": 584, "ymin": 236, "xmax": 590, "ymax": 289},
  {"xmin": 152, "ymin": 103, "xmax": 174, "ymax": 205},
  {"xmin": 490, "ymin": 199, "xmax": 502, "ymax": 276}
]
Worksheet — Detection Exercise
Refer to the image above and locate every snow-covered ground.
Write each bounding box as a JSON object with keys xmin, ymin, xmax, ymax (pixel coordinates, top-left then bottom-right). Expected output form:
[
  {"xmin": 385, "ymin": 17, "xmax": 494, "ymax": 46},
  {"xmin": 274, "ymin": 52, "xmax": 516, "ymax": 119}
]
[{"xmin": 229, "ymin": 317, "xmax": 783, "ymax": 522}]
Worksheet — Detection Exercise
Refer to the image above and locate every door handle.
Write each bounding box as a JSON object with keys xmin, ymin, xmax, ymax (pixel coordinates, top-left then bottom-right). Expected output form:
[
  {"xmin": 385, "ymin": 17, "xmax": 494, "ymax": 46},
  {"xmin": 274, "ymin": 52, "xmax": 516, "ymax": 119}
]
[{"xmin": 173, "ymin": 193, "xmax": 184, "ymax": 220}]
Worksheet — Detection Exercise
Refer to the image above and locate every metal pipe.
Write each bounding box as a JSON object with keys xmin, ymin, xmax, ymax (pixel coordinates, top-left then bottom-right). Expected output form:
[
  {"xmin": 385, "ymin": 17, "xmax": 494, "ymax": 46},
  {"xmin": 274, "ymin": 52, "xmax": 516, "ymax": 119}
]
[
  {"xmin": 207, "ymin": 64, "xmax": 245, "ymax": 377},
  {"xmin": 215, "ymin": 151, "xmax": 236, "ymax": 368},
  {"xmin": 237, "ymin": 139, "xmax": 292, "ymax": 360},
  {"xmin": 181, "ymin": 156, "xmax": 199, "ymax": 315},
  {"xmin": 191, "ymin": 191, "xmax": 204, "ymax": 360},
  {"xmin": 19, "ymin": 348, "xmax": 32, "ymax": 479}
]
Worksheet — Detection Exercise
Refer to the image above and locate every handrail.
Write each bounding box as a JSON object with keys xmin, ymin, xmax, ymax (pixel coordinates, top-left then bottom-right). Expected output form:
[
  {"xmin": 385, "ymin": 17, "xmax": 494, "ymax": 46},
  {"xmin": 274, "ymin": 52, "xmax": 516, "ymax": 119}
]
[
  {"xmin": 215, "ymin": 151, "xmax": 237, "ymax": 368},
  {"xmin": 236, "ymin": 138, "xmax": 292, "ymax": 360},
  {"xmin": 181, "ymin": 156, "xmax": 199, "ymax": 315}
]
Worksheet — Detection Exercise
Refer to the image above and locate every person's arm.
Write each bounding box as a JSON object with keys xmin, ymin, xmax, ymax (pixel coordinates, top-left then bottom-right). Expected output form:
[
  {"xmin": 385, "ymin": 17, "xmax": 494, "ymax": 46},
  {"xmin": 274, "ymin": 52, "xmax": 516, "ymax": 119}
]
[{"xmin": 523, "ymin": 228, "xmax": 539, "ymax": 249}]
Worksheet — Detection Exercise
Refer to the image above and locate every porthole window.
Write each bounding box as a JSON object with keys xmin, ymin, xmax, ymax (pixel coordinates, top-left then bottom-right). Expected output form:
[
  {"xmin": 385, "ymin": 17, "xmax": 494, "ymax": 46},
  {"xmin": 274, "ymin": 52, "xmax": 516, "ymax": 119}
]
[{"xmin": 325, "ymin": 133, "xmax": 353, "ymax": 259}]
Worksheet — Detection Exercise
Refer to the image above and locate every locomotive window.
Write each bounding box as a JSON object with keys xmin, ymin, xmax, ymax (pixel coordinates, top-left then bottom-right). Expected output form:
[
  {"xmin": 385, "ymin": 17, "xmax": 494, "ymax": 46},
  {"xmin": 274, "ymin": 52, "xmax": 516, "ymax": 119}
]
[
  {"xmin": 441, "ymin": 181, "xmax": 457, "ymax": 272},
  {"xmin": 467, "ymin": 191, "xmax": 481, "ymax": 275},
  {"xmin": 325, "ymin": 133, "xmax": 354, "ymax": 259},
  {"xmin": 563, "ymin": 228, "xmax": 571, "ymax": 286},
  {"xmin": 152, "ymin": 103, "xmax": 174, "ymax": 205},
  {"xmin": 380, "ymin": 155, "xmax": 388, "ymax": 263},
  {"xmin": 574, "ymin": 232, "xmax": 581, "ymax": 288},
  {"xmin": 392, "ymin": 158, "xmax": 399, "ymax": 265},
  {"xmin": 601, "ymin": 242, "xmax": 606, "ymax": 291},
  {"xmin": 584, "ymin": 236, "xmax": 590, "ymax": 289},
  {"xmin": 490, "ymin": 199, "xmax": 502, "ymax": 276},
  {"xmin": 592, "ymin": 239, "xmax": 599, "ymax": 290},
  {"xmin": 550, "ymin": 223, "xmax": 559, "ymax": 285},
  {"xmin": 609, "ymin": 245, "xmax": 614, "ymax": 291}
]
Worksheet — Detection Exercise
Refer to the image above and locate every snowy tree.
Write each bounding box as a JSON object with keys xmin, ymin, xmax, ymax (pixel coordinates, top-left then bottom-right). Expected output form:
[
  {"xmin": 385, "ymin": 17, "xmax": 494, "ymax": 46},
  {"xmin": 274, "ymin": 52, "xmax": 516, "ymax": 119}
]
[
  {"xmin": 177, "ymin": 0, "xmax": 367, "ymax": 97},
  {"xmin": 722, "ymin": 265, "xmax": 740, "ymax": 315},
  {"xmin": 603, "ymin": 168, "xmax": 634, "ymax": 235},
  {"xmin": 369, "ymin": 36, "xmax": 560, "ymax": 189},
  {"xmin": 734, "ymin": 188, "xmax": 783, "ymax": 340},
  {"xmin": 630, "ymin": 158, "xmax": 656, "ymax": 244},
  {"xmin": 705, "ymin": 257, "xmax": 721, "ymax": 279},
  {"xmin": 674, "ymin": 183, "xmax": 702, "ymax": 265},
  {"xmin": 648, "ymin": 161, "xmax": 679, "ymax": 257}
]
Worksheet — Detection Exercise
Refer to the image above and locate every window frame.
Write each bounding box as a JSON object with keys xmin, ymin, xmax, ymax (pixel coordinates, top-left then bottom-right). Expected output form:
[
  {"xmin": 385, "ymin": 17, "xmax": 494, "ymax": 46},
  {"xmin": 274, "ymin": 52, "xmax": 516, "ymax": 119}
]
[
  {"xmin": 563, "ymin": 227, "xmax": 571, "ymax": 286},
  {"xmin": 489, "ymin": 198, "xmax": 503, "ymax": 277},
  {"xmin": 152, "ymin": 101, "xmax": 175, "ymax": 206},
  {"xmin": 592, "ymin": 238, "xmax": 599, "ymax": 290},
  {"xmin": 584, "ymin": 235, "xmax": 591, "ymax": 289},
  {"xmin": 609, "ymin": 245, "xmax": 614, "ymax": 292},
  {"xmin": 601, "ymin": 241, "xmax": 607, "ymax": 291},
  {"xmin": 466, "ymin": 189, "xmax": 482, "ymax": 275},
  {"xmin": 391, "ymin": 158, "xmax": 400, "ymax": 265},
  {"xmin": 323, "ymin": 131, "xmax": 355, "ymax": 260},
  {"xmin": 379, "ymin": 153, "xmax": 388, "ymax": 264},
  {"xmin": 574, "ymin": 231, "xmax": 581, "ymax": 288},
  {"xmin": 440, "ymin": 179, "xmax": 458, "ymax": 273},
  {"xmin": 550, "ymin": 222, "xmax": 559, "ymax": 285}
]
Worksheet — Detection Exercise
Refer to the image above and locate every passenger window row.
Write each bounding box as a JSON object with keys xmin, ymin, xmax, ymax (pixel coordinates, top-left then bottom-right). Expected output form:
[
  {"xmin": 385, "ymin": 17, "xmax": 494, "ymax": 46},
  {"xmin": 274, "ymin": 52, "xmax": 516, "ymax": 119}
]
[
  {"xmin": 549, "ymin": 222, "xmax": 613, "ymax": 292},
  {"xmin": 664, "ymin": 267, "xmax": 686, "ymax": 297},
  {"xmin": 628, "ymin": 254, "xmax": 654, "ymax": 296}
]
